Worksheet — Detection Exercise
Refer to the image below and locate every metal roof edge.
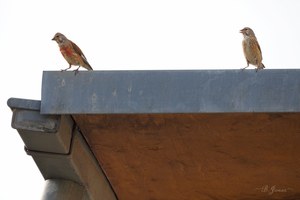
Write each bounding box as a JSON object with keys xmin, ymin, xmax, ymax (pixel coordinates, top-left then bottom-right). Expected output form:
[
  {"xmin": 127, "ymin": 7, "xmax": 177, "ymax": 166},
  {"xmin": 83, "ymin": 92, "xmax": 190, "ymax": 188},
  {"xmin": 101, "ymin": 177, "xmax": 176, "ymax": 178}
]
[
  {"xmin": 41, "ymin": 69, "xmax": 300, "ymax": 114},
  {"xmin": 7, "ymin": 97, "xmax": 41, "ymax": 111}
]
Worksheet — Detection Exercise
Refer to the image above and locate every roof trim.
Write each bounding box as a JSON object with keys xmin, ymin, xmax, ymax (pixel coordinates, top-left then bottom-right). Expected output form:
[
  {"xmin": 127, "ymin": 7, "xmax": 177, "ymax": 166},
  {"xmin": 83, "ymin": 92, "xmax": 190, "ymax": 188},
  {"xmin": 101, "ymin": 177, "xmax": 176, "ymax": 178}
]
[
  {"xmin": 41, "ymin": 70, "xmax": 300, "ymax": 114},
  {"xmin": 8, "ymin": 98, "xmax": 41, "ymax": 111}
]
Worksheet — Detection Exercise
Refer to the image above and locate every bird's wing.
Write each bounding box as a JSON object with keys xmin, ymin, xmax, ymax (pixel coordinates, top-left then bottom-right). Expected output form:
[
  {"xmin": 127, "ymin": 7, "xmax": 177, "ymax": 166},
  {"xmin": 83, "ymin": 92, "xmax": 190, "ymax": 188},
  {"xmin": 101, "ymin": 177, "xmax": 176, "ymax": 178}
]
[
  {"xmin": 70, "ymin": 40, "xmax": 86, "ymax": 59},
  {"xmin": 250, "ymin": 38, "xmax": 263, "ymax": 60},
  {"xmin": 255, "ymin": 40, "xmax": 262, "ymax": 55},
  {"xmin": 71, "ymin": 40, "xmax": 93, "ymax": 70}
]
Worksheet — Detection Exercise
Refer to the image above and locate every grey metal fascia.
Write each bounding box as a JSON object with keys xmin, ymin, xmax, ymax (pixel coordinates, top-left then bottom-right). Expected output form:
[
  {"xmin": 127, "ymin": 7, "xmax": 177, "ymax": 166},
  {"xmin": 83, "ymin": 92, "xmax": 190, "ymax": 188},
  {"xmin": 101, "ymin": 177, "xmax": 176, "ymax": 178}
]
[{"xmin": 41, "ymin": 69, "xmax": 300, "ymax": 114}]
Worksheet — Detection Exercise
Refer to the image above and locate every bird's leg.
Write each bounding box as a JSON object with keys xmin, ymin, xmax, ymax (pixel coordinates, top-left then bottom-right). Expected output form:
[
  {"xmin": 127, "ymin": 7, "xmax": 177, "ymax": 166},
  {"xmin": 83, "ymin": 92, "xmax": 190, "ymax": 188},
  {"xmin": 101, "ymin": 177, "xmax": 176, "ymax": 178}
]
[
  {"xmin": 241, "ymin": 65, "xmax": 250, "ymax": 70},
  {"xmin": 73, "ymin": 66, "xmax": 81, "ymax": 75},
  {"xmin": 241, "ymin": 61, "xmax": 250, "ymax": 71},
  {"xmin": 61, "ymin": 64, "xmax": 72, "ymax": 72}
]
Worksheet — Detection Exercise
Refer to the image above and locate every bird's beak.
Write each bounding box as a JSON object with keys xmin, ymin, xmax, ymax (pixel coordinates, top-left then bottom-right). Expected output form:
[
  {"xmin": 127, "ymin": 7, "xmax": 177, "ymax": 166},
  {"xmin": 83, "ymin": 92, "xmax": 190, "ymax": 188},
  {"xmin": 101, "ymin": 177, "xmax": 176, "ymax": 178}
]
[
  {"xmin": 239, "ymin": 29, "xmax": 244, "ymax": 33},
  {"xmin": 51, "ymin": 37, "xmax": 55, "ymax": 41}
]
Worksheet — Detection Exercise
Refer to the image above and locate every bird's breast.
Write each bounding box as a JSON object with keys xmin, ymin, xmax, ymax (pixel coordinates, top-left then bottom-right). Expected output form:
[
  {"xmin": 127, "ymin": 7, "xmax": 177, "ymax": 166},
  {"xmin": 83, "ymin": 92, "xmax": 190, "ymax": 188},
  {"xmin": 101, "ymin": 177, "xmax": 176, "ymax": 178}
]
[{"xmin": 59, "ymin": 46, "xmax": 74, "ymax": 57}]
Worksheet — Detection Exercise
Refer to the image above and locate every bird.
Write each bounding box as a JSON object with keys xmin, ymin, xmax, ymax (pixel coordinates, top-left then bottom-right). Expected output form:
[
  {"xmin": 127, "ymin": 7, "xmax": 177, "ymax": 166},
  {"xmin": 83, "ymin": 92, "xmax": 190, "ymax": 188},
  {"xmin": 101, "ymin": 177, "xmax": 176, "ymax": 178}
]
[
  {"xmin": 240, "ymin": 27, "xmax": 265, "ymax": 72},
  {"xmin": 52, "ymin": 32, "xmax": 93, "ymax": 74}
]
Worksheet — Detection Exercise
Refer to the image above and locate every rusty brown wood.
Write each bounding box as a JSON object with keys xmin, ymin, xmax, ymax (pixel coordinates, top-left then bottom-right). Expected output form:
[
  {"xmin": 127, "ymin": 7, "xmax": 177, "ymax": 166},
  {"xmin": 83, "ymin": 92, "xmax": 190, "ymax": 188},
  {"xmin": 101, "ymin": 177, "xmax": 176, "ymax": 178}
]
[{"xmin": 73, "ymin": 113, "xmax": 300, "ymax": 200}]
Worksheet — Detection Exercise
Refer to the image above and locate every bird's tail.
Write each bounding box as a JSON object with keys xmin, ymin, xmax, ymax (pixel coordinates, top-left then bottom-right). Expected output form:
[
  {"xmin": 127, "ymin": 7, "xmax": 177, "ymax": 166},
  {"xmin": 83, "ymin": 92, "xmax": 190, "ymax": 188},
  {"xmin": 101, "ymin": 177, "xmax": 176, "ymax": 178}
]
[
  {"xmin": 86, "ymin": 63, "xmax": 93, "ymax": 71},
  {"xmin": 255, "ymin": 63, "xmax": 265, "ymax": 72},
  {"xmin": 259, "ymin": 63, "xmax": 265, "ymax": 69},
  {"xmin": 83, "ymin": 60, "xmax": 93, "ymax": 70}
]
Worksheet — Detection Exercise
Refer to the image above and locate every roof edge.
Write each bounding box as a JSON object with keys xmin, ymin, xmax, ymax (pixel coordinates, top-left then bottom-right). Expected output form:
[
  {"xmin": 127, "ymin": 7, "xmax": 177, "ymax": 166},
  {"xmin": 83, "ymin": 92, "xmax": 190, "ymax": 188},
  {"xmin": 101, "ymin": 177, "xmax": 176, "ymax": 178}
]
[{"xmin": 7, "ymin": 97, "xmax": 41, "ymax": 111}]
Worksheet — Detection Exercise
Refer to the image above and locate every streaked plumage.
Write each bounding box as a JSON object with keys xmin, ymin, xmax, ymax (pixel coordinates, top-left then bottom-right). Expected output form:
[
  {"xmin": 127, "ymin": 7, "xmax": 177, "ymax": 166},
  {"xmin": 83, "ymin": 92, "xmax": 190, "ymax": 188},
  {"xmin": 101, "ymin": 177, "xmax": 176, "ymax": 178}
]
[
  {"xmin": 52, "ymin": 33, "xmax": 93, "ymax": 74},
  {"xmin": 240, "ymin": 27, "xmax": 265, "ymax": 72}
]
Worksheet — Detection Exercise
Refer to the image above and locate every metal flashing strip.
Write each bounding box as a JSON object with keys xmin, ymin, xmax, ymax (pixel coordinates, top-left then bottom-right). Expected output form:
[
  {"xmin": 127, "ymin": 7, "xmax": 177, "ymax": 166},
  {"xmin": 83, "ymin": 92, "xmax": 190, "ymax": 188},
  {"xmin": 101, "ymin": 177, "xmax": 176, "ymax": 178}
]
[
  {"xmin": 41, "ymin": 70, "xmax": 300, "ymax": 114},
  {"xmin": 8, "ymin": 97, "xmax": 41, "ymax": 111}
]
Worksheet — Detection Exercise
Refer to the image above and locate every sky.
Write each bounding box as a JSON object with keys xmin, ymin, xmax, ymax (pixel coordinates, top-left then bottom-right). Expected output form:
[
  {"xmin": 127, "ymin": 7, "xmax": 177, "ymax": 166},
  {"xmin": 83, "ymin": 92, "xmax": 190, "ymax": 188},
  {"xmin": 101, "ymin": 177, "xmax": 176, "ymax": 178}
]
[{"xmin": 0, "ymin": 0, "xmax": 300, "ymax": 199}]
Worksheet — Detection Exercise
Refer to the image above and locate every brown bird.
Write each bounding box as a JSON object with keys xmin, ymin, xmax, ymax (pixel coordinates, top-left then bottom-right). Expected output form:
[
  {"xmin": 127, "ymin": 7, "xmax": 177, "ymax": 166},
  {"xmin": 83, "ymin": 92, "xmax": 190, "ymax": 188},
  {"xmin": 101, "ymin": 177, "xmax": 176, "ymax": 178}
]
[
  {"xmin": 52, "ymin": 33, "xmax": 93, "ymax": 74},
  {"xmin": 240, "ymin": 27, "xmax": 265, "ymax": 72}
]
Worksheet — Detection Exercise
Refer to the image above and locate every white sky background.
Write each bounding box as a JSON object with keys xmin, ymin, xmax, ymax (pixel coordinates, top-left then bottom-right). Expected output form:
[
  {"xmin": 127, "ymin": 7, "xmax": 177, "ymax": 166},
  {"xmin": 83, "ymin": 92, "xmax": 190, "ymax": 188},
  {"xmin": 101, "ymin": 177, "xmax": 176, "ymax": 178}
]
[{"xmin": 0, "ymin": 0, "xmax": 300, "ymax": 199}]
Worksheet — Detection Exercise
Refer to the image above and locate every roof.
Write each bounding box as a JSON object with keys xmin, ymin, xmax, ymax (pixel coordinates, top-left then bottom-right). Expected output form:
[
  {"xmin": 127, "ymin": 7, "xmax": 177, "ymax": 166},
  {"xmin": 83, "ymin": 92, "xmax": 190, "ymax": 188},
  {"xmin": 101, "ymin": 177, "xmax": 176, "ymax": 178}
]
[
  {"xmin": 41, "ymin": 70, "xmax": 300, "ymax": 114},
  {"xmin": 8, "ymin": 69, "xmax": 300, "ymax": 199}
]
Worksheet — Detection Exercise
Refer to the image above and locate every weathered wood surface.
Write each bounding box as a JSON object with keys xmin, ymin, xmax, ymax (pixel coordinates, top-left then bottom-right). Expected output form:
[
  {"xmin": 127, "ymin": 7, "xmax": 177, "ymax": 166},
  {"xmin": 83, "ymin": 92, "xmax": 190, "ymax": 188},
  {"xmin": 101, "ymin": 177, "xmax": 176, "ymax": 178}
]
[{"xmin": 74, "ymin": 113, "xmax": 300, "ymax": 200}]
